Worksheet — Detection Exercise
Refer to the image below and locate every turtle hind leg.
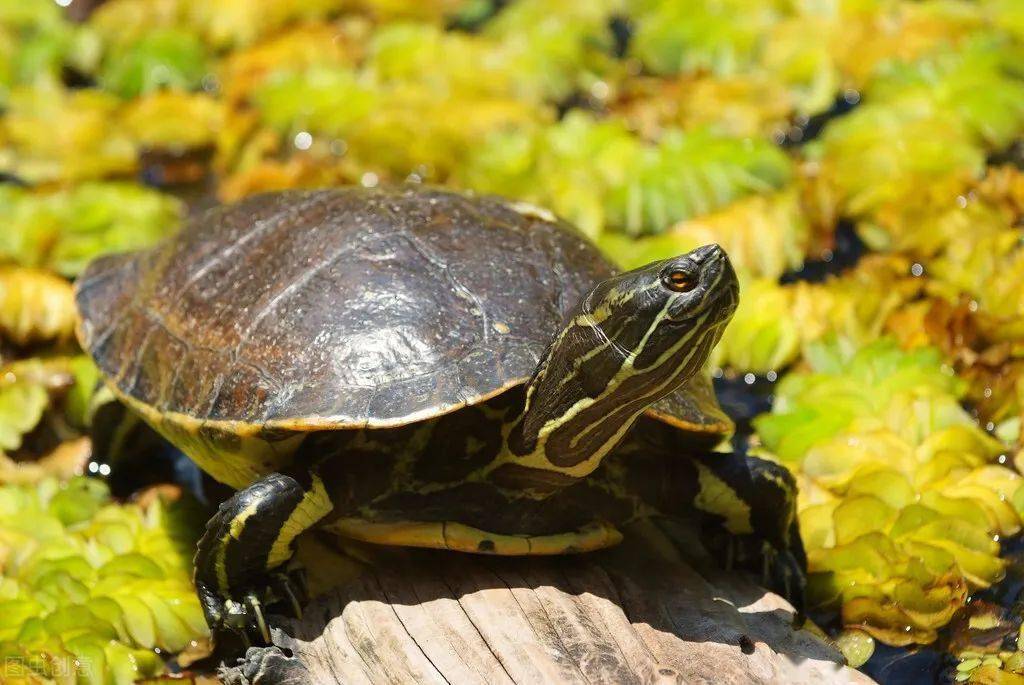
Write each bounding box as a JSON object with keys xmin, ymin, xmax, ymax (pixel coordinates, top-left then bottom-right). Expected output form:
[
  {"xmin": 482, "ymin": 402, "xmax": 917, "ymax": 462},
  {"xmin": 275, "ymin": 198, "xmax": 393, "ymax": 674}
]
[
  {"xmin": 326, "ymin": 517, "xmax": 622, "ymax": 555},
  {"xmin": 193, "ymin": 469, "xmax": 333, "ymax": 650}
]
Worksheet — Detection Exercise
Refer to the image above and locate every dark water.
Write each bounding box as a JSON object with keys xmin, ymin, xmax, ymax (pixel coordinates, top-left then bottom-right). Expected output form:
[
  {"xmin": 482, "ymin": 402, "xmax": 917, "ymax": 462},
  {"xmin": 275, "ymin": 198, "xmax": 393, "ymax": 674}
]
[
  {"xmin": 714, "ymin": 373, "xmax": 776, "ymax": 455},
  {"xmin": 780, "ymin": 220, "xmax": 868, "ymax": 285},
  {"xmin": 780, "ymin": 91, "xmax": 862, "ymax": 148},
  {"xmin": 861, "ymin": 644, "xmax": 955, "ymax": 685},
  {"xmin": 988, "ymin": 141, "xmax": 1024, "ymax": 170}
]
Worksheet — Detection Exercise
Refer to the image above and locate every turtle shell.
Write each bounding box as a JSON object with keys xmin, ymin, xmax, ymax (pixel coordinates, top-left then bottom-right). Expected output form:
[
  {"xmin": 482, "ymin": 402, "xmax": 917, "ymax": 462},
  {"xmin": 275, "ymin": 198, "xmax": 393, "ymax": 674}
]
[{"xmin": 75, "ymin": 186, "xmax": 731, "ymax": 436}]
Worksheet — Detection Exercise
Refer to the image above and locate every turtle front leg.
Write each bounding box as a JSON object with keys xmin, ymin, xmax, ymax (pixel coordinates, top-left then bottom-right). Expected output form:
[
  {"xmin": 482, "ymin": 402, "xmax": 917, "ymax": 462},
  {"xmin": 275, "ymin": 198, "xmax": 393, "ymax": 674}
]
[
  {"xmin": 193, "ymin": 470, "xmax": 332, "ymax": 649},
  {"xmin": 685, "ymin": 452, "xmax": 807, "ymax": 615}
]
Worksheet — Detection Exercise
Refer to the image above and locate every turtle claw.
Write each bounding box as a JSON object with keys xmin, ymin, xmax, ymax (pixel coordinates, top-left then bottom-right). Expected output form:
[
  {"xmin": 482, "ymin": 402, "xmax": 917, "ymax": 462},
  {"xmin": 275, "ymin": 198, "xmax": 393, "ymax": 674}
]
[
  {"xmin": 246, "ymin": 593, "xmax": 272, "ymax": 644},
  {"xmin": 760, "ymin": 540, "xmax": 807, "ymax": 618},
  {"xmin": 199, "ymin": 570, "xmax": 309, "ymax": 654},
  {"xmin": 269, "ymin": 570, "xmax": 307, "ymax": 619},
  {"xmin": 197, "ymin": 582, "xmax": 275, "ymax": 653},
  {"xmin": 713, "ymin": 529, "xmax": 807, "ymax": 616}
]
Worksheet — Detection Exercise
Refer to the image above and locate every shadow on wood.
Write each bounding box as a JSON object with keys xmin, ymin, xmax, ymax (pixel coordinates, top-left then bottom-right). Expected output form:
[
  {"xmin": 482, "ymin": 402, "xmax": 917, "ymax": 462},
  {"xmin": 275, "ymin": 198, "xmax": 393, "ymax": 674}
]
[{"xmin": 221, "ymin": 522, "xmax": 874, "ymax": 684}]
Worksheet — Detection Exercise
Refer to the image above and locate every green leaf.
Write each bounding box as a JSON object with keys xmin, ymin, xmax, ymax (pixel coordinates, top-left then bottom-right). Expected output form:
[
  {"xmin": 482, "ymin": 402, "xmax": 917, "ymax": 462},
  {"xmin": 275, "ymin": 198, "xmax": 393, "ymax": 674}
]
[
  {"xmin": 48, "ymin": 477, "xmax": 110, "ymax": 527},
  {"xmin": 113, "ymin": 595, "xmax": 157, "ymax": 649},
  {"xmin": 44, "ymin": 606, "xmax": 118, "ymax": 641},
  {"xmin": 98, "ymin": 29, "xmax": 210, "ymax": 99},
  {"xmin": 99, "ymin": 554, "xmax": 165, "ymax": 581},
  {"xmin": 0, "ymin": 600, "xmax": 44, "ymax": 641},
  {"xmin": 630, "ymin": 0, "xmax": 778, "ymax": 77},
  {"xmin": 0, "ymin": 183, "xmax": 182, "ymax": 277},
  {"xmin": 64, "ymin": 356, "xmax": 100, "ymax": 430},
  {"xmin": 0, "ymin": 380, "xmax": 48, "ymax": 452},
  {"xmin": 138, "ymin": 591, "xmax": 192, "ymax": 652},
  {"xmin": 460, "ymin": 112, "xmax": 791, "ymax": 238}
]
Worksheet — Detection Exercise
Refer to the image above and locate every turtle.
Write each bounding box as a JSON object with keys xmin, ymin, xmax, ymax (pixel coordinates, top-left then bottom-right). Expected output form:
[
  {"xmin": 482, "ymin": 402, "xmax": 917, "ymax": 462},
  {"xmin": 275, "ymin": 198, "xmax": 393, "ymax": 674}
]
[{"xmin": 74, "ymin": 185, "xmax": 805, "ymax": 648}]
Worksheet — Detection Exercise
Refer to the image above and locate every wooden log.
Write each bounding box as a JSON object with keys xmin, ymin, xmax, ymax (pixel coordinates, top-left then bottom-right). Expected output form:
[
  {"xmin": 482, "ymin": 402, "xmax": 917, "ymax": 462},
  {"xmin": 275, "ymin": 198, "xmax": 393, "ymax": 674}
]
[{"xmin": 222, "ymin": 523, "xmax": 874, "ymax": 685}]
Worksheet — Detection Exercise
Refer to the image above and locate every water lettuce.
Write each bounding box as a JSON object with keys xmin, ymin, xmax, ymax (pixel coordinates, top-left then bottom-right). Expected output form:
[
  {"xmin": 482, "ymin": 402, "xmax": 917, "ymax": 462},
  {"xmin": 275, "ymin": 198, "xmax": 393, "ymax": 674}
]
[
  {"xmin": 0, "ymin": 478, "xmax": 208, "ymax": 684},
  {"xmin": 754, "ymin": 340, "xmax": 1022, "ymax": 646},
  {"xmin": 0, "ymin": 267, "xmax": 76, "ymax": 349},
  {"xmin": 460, "ymin": 111, "xmax": 792, "ymax": 238},
  {"xmin": 0, "ymin": 183, "xmax": 182, "ymax": 277}
]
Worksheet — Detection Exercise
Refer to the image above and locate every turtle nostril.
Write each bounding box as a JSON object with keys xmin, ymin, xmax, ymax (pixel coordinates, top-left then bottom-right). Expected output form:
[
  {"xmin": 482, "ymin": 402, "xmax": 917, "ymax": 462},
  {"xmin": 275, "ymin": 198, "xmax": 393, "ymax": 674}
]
[{"xmin": 689, "ymin": 243, "xmax": 725, "ymax": 264}]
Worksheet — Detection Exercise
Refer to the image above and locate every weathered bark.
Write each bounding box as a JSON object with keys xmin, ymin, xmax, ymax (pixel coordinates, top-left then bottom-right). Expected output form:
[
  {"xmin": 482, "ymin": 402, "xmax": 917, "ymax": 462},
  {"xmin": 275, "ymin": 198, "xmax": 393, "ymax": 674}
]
[{"xmin": 222, "ymin": 523, "xmax": 874, "ymax": 685}]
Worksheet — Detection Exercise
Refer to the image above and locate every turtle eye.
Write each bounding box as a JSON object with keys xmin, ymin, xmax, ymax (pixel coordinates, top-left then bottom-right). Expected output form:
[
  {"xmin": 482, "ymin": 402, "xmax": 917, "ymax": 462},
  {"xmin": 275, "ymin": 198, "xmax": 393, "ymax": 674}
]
[{"xmin": 662, "ymin": 269, "xmax": 697, "ymax": 293}]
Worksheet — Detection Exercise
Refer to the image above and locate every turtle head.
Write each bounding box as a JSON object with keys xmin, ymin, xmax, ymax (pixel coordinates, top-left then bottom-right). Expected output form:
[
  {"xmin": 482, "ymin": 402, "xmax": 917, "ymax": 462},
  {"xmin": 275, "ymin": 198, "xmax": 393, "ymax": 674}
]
[
  {"xmin": 583, "ymin": 243, "xmax": 738, "ymax": 370},
  {"xmin": 504, "ymin": 244, "xmax": 738, "ymax": 478}
]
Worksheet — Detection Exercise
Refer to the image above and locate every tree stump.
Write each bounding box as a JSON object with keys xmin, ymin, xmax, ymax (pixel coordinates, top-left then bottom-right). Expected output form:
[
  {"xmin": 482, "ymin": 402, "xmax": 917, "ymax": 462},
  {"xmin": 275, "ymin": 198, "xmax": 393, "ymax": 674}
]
[{"xmin": 222, "ymin": 523, "xmax": 874, "ymax": 685}]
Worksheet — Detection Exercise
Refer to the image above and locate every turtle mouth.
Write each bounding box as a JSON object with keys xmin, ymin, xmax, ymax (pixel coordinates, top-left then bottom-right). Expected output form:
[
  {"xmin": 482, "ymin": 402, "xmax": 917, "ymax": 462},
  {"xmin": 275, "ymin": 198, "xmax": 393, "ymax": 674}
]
[
  {"xmin": 699, "ymin": 251, "xmax": 739, "ymax": 314},
  {"xmin": 709, "ymin": 280, "xmax": 740, "ymax": 318}
]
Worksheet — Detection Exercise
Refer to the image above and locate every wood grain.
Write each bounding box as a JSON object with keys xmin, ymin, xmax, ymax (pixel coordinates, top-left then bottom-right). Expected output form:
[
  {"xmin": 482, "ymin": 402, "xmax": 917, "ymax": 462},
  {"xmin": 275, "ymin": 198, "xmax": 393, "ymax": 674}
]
[{"xmin": 222, "ymin": 524, "xmax": 875, "ymax": 685}]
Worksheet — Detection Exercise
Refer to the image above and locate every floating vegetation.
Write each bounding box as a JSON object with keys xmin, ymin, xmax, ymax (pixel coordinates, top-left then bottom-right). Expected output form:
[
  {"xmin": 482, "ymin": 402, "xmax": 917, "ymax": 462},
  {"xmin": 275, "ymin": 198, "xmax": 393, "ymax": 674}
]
[
  {"xmin": 0, "ymin": 355, "xmax": 98, "ymax": 455},
  {"xmin": 0, "ymin": 478, "xmax": 208, "ymax": 685},
  {"xmin": 0, "ymin": 86, "xmax": 136, "ymax": 184},
  {"xmin": 228, "ymin": 21, "xmax": 550, "ymax": 189},
  {"xmin": 479, "ymin": 0, "xmax": 620, "ymax": 103},
  {"xmin": 0, "ymin": 183, "xmax": 182, "ymax": 277},
  {"xmin": 805, "ymin": 39, "xmax": 1024, "ymax": 233},
  {"xmin": 122, "ymin": 90, "xmax": 226, "ymax": 154},
  {"xmin": 459, "ymin": 111, "xmax": 792, "ymax": 238},
  {"xmin": 0, "ymin": 267, "xmax": 76, "ymax": 349},
  {"xmin": 599, "ymin": 187, "xmax": 815, "ymax": 281},
  {"xmin": 0, "ymin": 1, "xmax": 97, "ymax": 108},
  {"xmin": 754, "ymin": 340, "xmax": 1023, "ymax": 647},
  {"xmin": 97, "ymin": 28, "xmax": 210, "ymax": 98},
  {"xmin": 714, "ymin": 256, "xmax": 920, "ymax": 373}
]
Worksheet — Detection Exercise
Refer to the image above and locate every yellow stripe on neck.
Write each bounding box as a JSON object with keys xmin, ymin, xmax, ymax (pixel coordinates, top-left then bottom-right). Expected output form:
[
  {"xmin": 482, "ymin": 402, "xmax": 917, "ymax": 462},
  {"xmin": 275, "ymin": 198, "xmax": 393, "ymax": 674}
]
[{"xmin": 493, "ymin": 308, "xmax": 713, "ymax": 480}]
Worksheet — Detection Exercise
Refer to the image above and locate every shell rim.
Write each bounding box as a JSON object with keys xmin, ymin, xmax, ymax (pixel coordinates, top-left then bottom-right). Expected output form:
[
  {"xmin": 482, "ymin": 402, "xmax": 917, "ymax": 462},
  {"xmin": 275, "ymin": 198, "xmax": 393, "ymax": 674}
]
[{"xmin": 106, "ymin": 376, "xmax": 732, "ymax": 439}]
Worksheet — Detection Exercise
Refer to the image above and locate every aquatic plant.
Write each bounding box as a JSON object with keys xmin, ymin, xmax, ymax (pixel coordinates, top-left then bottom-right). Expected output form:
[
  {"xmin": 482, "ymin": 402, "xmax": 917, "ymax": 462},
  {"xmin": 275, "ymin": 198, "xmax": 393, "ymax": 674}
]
[
  {"xmin": 96, "ymin": 29, "xmax": 210, "ymax": 99},
  {"xmin": 754, "ymin": 340, "xmax": 1024, "ymax": 646},
  {"xmin": 599, "ymin": 188, "xmax": 813, "ymax": 280},
  {"xmin": 0, "ymin": 267, "xmax": 76, "ymax": 350},
  {"xmin": 0, "ymin": 478, "xmax": 208, "ymax": 685},
  {"xmin": 0, "ymin": 0, "xmax": 97, "ymax": 108},
  {"xmin": 0, "ymin": 86, "xmax": 136, "ymax": 183},
  {"xmin": 460, "ymin": 111, "xmax": 792, "ymax": 238},
  {"xmin": 0, "ymin": 183, "xmax": 182, "ymax": 277},
  {"xmin": 714, "ymin": 256, "xmax": 920, "ymax": 373}
]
